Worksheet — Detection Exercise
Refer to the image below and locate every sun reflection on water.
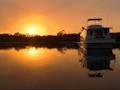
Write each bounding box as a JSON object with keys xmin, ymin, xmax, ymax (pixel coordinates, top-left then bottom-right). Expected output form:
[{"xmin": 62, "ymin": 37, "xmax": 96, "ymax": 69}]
[
  {"xmin": 25, "ymin": 47, "xmax": 46, "ymax": 61},
  {"xmin": 27, "ymin": 47, "xmax": 38, "ymax": 57},
  {"xmin": 17, "ymin": 47, "xmax": 60, "ymax": 67}
]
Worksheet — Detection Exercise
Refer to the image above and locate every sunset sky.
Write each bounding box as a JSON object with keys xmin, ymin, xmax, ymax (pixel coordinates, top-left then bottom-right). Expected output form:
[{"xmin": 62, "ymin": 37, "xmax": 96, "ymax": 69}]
[{"xmin": 0, "ymin": 0, "xmax": 120, "ymax": 35}]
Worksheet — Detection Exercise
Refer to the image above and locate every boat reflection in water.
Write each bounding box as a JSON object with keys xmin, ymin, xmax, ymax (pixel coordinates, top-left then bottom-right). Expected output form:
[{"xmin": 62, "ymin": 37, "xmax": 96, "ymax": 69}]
[
  {"xmin": 81, "ymin": 48, "xmax": 116, "ymax": 78},
  {"xmin": 0, "ymin": 42, "xmax": 116, "ymax": 79}
]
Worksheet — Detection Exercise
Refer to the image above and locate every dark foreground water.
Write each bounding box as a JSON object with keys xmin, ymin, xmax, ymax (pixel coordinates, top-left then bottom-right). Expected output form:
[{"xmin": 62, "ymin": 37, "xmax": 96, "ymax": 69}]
[{"xmin": 0, "ymin": 45, "xmax": 120, "ymax": 89}]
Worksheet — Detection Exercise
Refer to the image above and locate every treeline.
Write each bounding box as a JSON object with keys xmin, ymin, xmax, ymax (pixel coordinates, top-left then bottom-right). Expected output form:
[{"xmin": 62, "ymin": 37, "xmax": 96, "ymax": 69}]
[{"xmin": 0, "ymin": 32, "xmax": 80, "ymax": 43}]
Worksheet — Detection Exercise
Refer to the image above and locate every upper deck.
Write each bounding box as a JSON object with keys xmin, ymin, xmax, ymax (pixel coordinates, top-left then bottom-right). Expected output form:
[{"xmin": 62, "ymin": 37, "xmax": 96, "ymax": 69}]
[
  {"xmin": 87, "ymin": 18, "xmax": 111, "ymax": 30},
  {"xmin": 88, "ymin": 18, "xmax": 102, "ymax": 21}
]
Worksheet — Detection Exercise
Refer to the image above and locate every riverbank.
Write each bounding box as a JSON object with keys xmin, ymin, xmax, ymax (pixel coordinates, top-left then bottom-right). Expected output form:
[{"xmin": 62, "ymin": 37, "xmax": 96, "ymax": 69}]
[{"xmin": 0, "ymin": 33, "xmax": 80, "ymax": 43}]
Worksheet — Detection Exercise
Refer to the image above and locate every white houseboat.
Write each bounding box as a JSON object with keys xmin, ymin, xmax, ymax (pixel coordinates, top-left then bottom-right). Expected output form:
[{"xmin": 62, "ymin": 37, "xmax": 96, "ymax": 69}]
[{"xmin": 83, "ymin": 18, "xmax": 115, "ymax": 48}]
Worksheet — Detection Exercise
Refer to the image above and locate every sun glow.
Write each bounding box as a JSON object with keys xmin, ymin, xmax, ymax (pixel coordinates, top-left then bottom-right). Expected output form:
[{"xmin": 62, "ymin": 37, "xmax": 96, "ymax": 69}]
[
  {"xmin": 27, "ymin": 26, "xmax": 36, "ymax": 35},
  {"xmin": 13, "ymin": 15, "xmax": 48, "ymax": 35},
  {"xmin": 25, "ymin": 24, "xmax": 47, "ymax": 35}
]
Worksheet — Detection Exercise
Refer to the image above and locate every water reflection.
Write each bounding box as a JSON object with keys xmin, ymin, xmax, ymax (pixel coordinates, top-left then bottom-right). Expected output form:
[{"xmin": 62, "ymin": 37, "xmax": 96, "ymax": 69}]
[
  {"xmin": 81, "ymin": 48, "xmax": 116, "ymax": 78},
  {"xmin": 0, "ymin": 43, "xmax": 120, "ymax": 89},
  {"xmin": 0, "ymin": 42, "xmax": 79, "ymax": 53}
]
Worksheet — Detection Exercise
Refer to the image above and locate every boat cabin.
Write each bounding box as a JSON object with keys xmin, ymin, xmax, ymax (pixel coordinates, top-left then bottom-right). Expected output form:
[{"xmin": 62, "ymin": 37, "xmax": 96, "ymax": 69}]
[
  {"xmin": 87, "ymin": 18, "xmax": 111, "ymax": 39},
  {"xmin": 85, "ymin": 18, "xmax": 115, "ymax": 45}
]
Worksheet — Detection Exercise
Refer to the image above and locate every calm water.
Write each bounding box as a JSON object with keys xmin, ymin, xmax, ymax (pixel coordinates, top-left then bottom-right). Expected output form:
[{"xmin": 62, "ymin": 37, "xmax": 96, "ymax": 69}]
[{"xmin": 0, "ymin": 45, "xmax": 120, "ymax": 89}]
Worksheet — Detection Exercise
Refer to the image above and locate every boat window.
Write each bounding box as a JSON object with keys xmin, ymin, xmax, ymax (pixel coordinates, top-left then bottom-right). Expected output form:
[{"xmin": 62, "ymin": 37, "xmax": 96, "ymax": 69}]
[
  {"xmin": 94, "ymin": 29, "xmax": 103, "ymax": 38},
  {"xmin": 104, "ymin": 29, "xmax": 109, "ymax": 35},
  {"xmin": 90, "ymin": 31, "xmax": 93, "ymax": 35}
]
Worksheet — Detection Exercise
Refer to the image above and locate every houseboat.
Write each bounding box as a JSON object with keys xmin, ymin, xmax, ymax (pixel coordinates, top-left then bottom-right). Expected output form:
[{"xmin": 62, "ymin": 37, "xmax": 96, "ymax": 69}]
[{"xmin": 83, "ymin": 18, "xmax": 115, "ymax": 48}]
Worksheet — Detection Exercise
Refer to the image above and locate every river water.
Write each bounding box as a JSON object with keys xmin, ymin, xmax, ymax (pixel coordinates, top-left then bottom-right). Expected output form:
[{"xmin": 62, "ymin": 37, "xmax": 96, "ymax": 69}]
[{"xmin": 0, "ymin": 45, "xmax": 120, "ymax": 89}]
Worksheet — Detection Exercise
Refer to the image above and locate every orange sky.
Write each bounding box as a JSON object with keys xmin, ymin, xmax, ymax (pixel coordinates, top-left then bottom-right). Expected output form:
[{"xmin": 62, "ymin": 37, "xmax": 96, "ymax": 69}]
[{"xmin": 0, "ymin": 0, "xmax": 120, "ymax": 35}]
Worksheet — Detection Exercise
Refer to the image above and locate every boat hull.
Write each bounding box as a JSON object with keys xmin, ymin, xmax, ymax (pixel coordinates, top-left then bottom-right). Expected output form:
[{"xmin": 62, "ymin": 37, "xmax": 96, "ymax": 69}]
[
  {"xmin": 86, "ymin": 43, "xmax": 114, "ymax": 48},
  {"xmin": 85, "ymin": 38, "xmax": 115, "ymax": 48}
]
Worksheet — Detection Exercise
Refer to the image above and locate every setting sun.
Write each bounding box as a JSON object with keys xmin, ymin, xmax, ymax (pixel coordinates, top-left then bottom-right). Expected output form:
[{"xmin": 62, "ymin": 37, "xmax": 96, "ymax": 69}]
[
  {"xmin": 25, "ymin": 24, "xmax": 47, "ymax": 35},
  {"xmin": 13, "ymin": 15, "xmax": 48, "ymax": 36},
  {"xmin": 27, "ymin": 26, "xmax": 36, "ymax": 35}
]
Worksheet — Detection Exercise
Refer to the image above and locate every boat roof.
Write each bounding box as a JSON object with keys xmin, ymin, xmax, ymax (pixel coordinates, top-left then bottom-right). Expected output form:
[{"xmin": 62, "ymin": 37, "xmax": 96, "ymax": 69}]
[
  {"xmin": 88, "ymin": 18, "xmax": 102, "ymax": 21},
  {"xmin": 88, "ymin": 25, "xmax": 103, "ymax": 29}
]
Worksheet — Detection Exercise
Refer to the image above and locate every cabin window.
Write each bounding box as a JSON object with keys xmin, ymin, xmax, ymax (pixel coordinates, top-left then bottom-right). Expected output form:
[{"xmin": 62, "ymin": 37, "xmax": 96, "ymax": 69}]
[
  {"xmin": 104, "ymin": 29, "xmax": 109, "ymax": 35},
  {"xmin": 95, "ymin": 29, "xmax": 103, "ymax": 38},
  {"xmin": 90, "ymin": 31, "xmax": 93, "ymax": 36}
]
